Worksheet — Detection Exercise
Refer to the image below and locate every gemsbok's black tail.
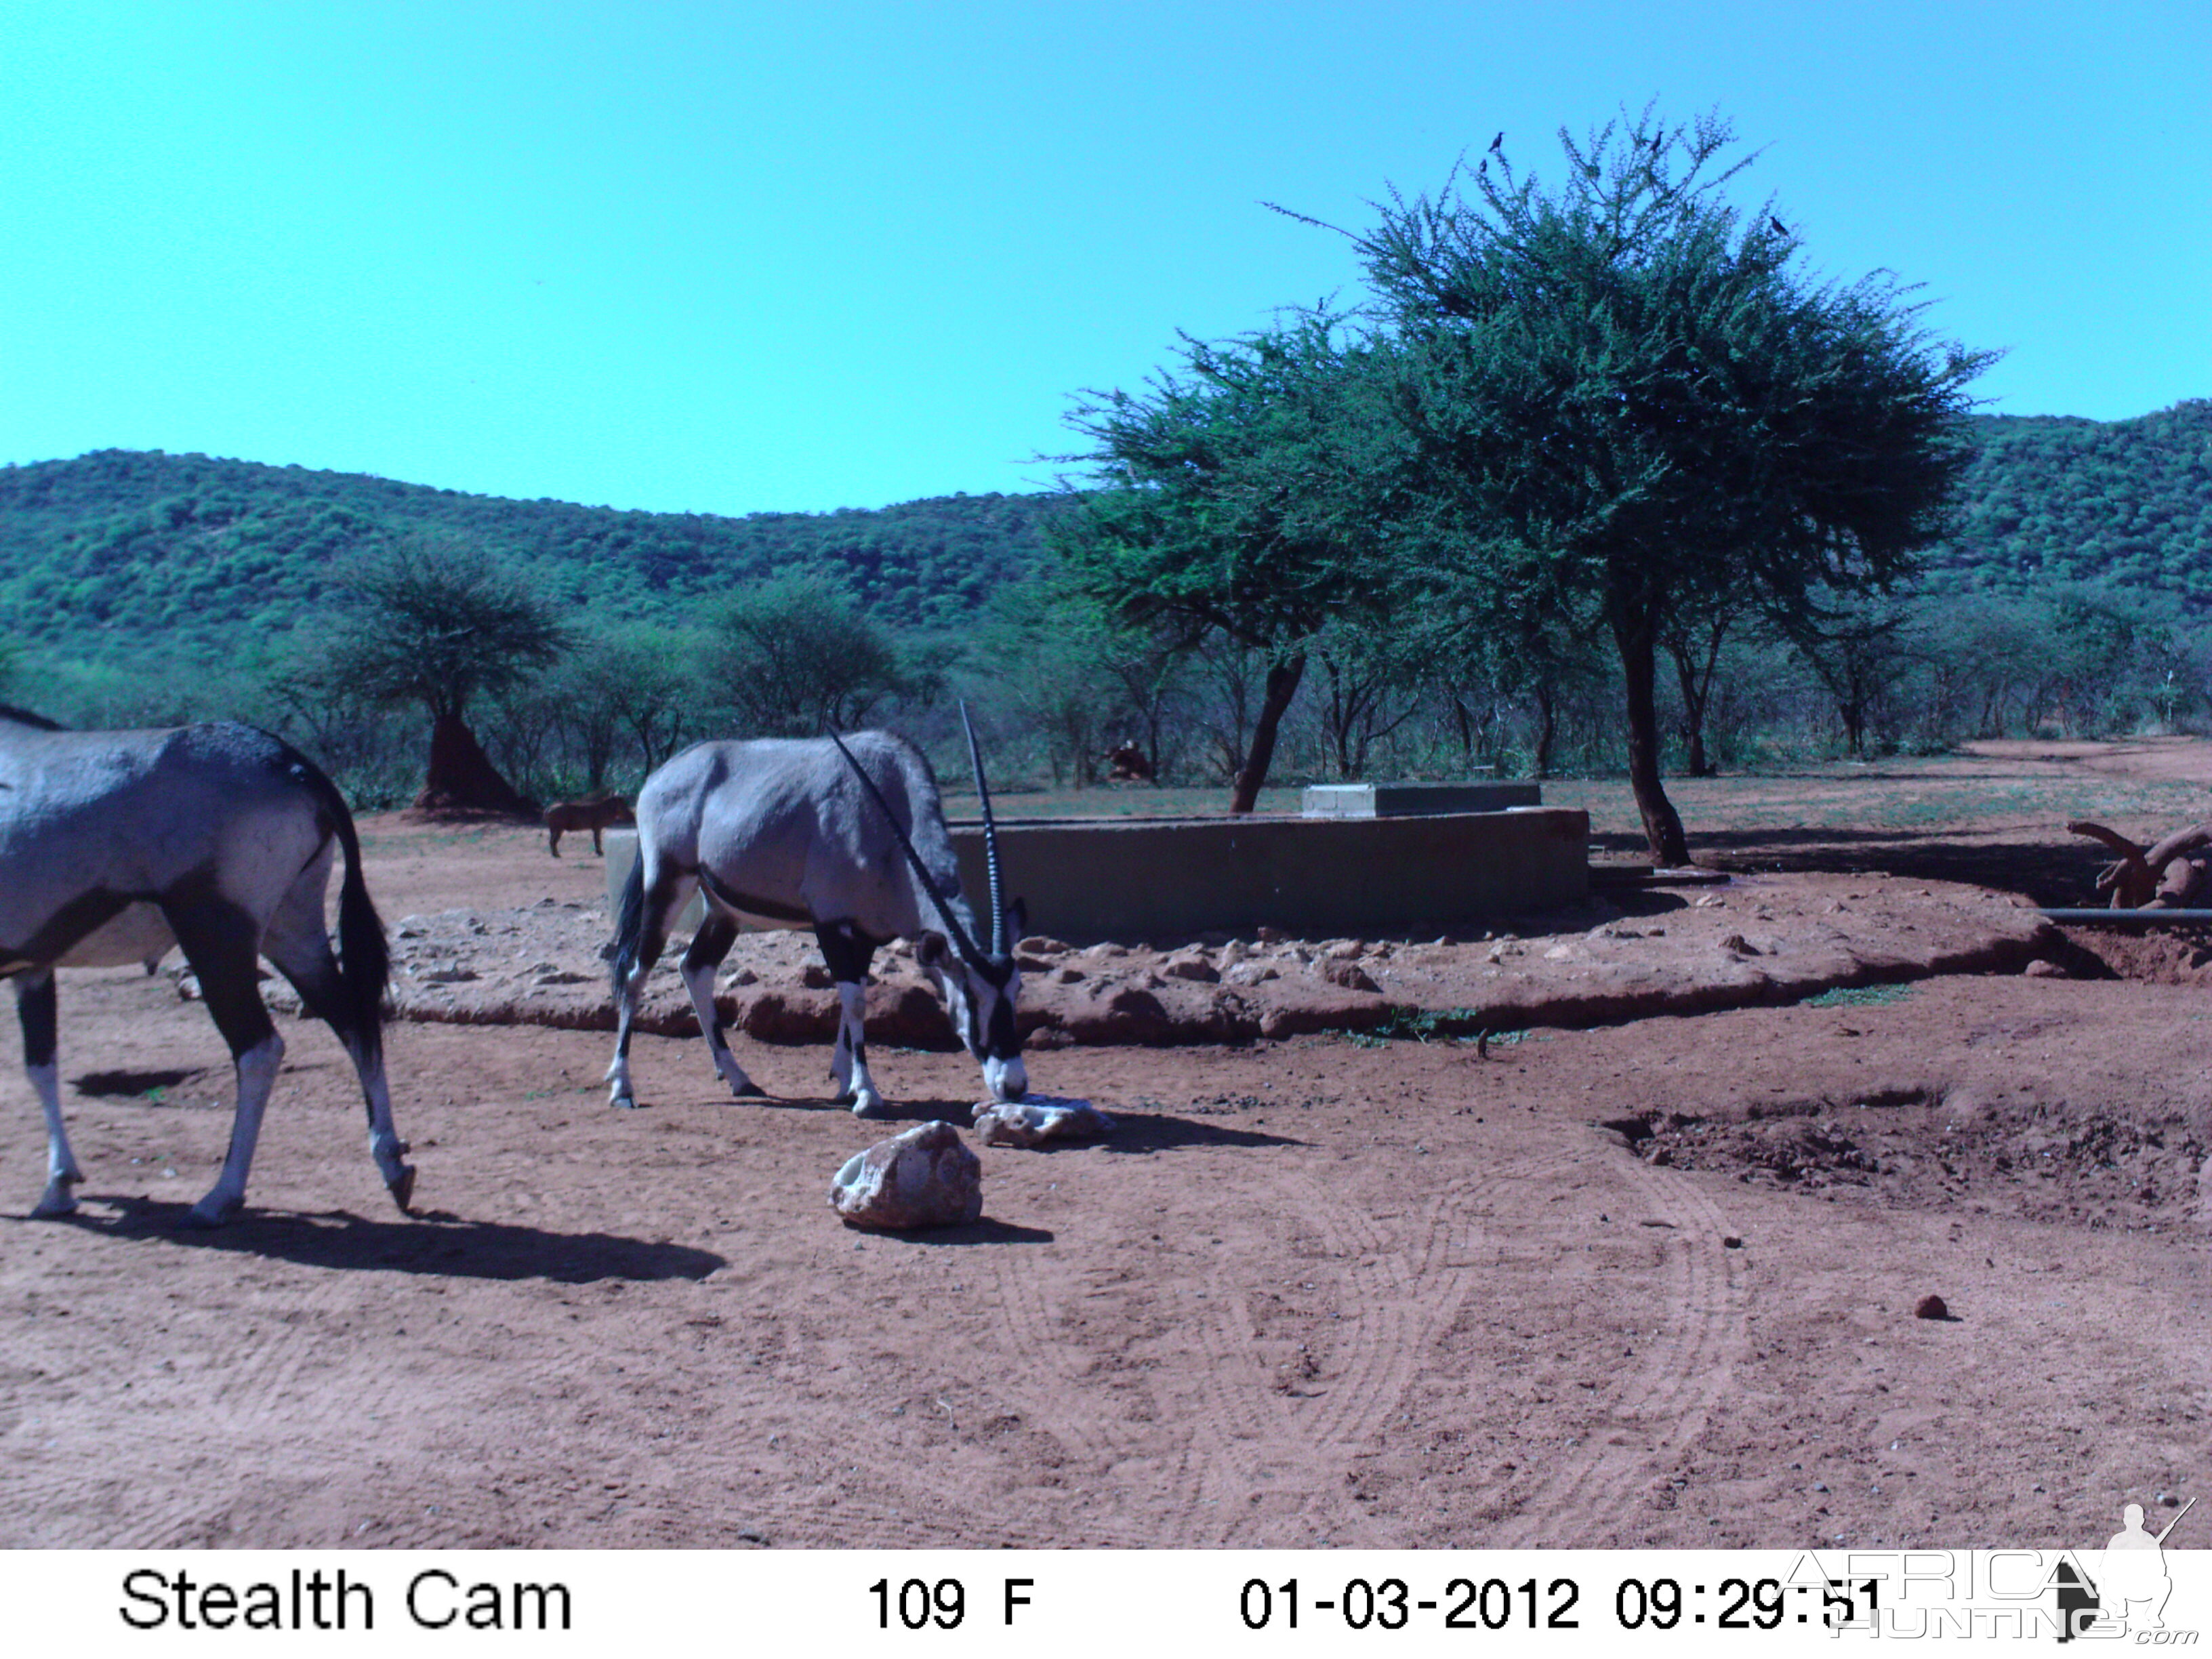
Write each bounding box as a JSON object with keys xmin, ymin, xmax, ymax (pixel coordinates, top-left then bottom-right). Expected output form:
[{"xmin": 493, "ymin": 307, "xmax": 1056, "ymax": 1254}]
[
  {"xmin": 288, "ymin": 749, "xmax": 391, "ymax": 1055},
  {"xmin": 609, "ymin": 851, "xmax": 647, "ymax": 998}
]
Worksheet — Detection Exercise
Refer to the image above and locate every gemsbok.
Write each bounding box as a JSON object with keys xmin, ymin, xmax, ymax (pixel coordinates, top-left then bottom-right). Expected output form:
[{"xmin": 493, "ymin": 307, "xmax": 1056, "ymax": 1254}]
[
  {"xmin": 1, "ymin": 709, "xmax": 413, "ymax": 1225},
  {"xmin": 605, "ymin": 712, "xmax": 1027, "ymax": 1115}
]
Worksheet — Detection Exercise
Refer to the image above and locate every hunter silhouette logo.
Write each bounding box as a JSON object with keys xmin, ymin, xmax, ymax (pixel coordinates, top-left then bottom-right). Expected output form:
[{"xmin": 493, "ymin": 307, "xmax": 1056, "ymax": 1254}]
[{"xmin": 2058, "ymin": 1495, "xmax": 2198, "ymax": 1641}]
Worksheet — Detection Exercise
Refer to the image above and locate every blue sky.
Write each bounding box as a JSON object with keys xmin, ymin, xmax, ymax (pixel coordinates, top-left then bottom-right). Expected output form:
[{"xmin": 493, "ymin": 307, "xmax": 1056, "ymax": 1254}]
[{"xmin": 3, "ymin": 2, "xmax": 2206, "ymax": 516}]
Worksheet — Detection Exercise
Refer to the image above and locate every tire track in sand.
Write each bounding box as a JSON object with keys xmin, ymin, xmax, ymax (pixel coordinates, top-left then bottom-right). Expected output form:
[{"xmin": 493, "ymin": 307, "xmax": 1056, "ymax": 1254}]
[
  {"xmin": 1484, "ymin": 1143, "xmax": 1750, "ymax": 1545},
  {"xmin": 965, "ymin": 1147, "xmax": 1557, "ymax": 1545}
]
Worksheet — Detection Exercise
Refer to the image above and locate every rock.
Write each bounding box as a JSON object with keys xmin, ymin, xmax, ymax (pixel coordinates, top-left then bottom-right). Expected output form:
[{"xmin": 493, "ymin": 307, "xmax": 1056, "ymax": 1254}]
[
  {"xmin": 1914, "ymin": 1294, "xmax": 1949, "ymax": 1320},
  {"xmin": 830, "ymin": 1122, "xmax": 983, "ymax": 1230},
  {"xmin": 972, "ymin": 1097, "xmax": 1116, "ymax": 1147},
  {"xmin": 1717, "ymin": 933, "xmax": 1759, "ymax": 957},
  {"xmin": 1106, "ymin": 983, "xmax": 1170, "ymax": 1020},
  {"xmin": 1018, "ymin": 935, "xmax": 1073, "ymax": 956},
  {"xmin": 1321, "ymin": 960, "xmax": 1381, "ymax": 993},
  {"xmin": 1161, "ymin": 951, "xmax": 1220, "ymax": 983},
  {"xmin": 2023, "ymin": 958, "xmax": 2068, "ymax": 978}
]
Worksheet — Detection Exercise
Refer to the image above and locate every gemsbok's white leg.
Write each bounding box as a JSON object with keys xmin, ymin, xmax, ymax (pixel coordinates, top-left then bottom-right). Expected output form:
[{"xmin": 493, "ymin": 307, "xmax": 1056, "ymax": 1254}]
[
  {"xmin": 188, "ymin": 1030, "xmax": 284, "ymax": 1228},
  {"xmin": 17, "ymin": 973, "xmax": 82, "ymax": 1217},
  {"xmin": 832, "ymin": 981, "xmax": 885, "ymax": 1117},
  {"xmin": 350, "ymin": 1038, "xmax": 413, "ymax": 1208},
  {"xmin": 260, "ymin": 890, "xmax": 413, "ymax": 1213},
  {"xmin": 30, "ymin": 1061, "xmax": 82, "ymax": 1217},
  {"xmin": 681, "ymin": 939, "xmax": 759, "ymax": 1097}
]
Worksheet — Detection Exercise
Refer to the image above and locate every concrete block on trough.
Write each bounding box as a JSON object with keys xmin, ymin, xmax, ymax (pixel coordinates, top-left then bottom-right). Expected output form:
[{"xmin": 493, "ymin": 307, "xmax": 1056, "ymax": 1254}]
[{"xmin": 1301, "ymin": 780, "xmax": 1542, "ymax": 817}]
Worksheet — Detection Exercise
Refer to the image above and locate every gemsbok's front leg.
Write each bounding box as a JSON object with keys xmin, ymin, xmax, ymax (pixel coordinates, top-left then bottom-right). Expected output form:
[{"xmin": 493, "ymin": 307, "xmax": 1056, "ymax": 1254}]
[
  {"xmin": 815, "ymin": 921, "xmax": 886, "ymax": 1117},
  {"xmin": 16, "ymin": 970, "xmax": 84, "ymax": 1217},
  {"xmin": 680, "ymin": 911, "xmax": 761, "ymax": 1099}
]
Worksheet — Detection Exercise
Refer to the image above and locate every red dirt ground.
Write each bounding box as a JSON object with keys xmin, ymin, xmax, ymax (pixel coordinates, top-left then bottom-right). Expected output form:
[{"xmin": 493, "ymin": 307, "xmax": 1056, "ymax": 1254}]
[{"xmin": 3, "ymin": 743, "xmax": 2208, "ymax": 1550}]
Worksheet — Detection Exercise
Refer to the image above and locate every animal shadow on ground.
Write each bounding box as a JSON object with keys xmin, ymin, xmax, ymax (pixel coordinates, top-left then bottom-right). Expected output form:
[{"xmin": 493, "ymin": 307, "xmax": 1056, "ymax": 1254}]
[
  {"xmin": 870, "ymin": 1218, "xmax": 1056, "ymax": 1247},
  {"xmin": 39, "ymin": 1197, "xmax": 727, "ymax": 1284},
  {"xmin": 715, "ymin": 1092, "xmax": 979, "ymax": 1124},
  {"xmin": 1092, "ymin": 1109, "xmax": 1303, "ymax": 1156},
  {"xmin": 1595, "ymin": 890, "xmax": 1691, "ymax": 920},
  {"xmin": 70, "ymin": 1067, "xmax": 207, "ymax": 1097}
]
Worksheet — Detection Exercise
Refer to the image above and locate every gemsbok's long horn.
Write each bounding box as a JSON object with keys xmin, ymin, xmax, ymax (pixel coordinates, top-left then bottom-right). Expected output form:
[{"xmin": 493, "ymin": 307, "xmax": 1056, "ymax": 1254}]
[
  {"xmin": 827, "ymin": 730, "xmax": 991, "ymax": 972},
  {"xmin": 960, "ymin": 701, "xmax": 1008, "ymax": 959}
]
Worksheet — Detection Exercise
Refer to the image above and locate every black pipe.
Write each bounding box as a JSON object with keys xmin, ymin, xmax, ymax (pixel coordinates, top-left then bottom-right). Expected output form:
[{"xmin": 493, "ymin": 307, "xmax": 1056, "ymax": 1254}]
[{"xmin": 2039, "ymin": 907, "xmax": 2212, "ymax": 927}]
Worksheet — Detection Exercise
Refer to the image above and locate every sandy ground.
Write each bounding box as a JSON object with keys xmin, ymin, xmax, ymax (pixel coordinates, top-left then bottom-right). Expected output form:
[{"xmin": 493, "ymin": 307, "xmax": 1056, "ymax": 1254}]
[{"xmin": 4, "ymin": 745, "xmax": 2210, "ymax": 1550}]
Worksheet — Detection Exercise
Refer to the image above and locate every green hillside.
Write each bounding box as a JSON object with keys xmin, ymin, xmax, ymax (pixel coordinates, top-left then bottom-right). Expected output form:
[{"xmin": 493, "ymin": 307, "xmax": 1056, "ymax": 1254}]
[
  {"xmin": 1932, "ymin": 399, "xmax": 2212, "ymax": 599},
  {"xmin": 3, "ymin": 401, "xmax": 2209, "ymax": 678},
  {"xmin": 0, "ymin": 449, "xmax": 1065, "ymax": 665}
]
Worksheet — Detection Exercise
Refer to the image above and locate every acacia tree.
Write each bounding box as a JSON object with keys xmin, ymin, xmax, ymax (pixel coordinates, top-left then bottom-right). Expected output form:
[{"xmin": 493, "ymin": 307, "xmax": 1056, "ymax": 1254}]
[
  {"xmin": 550, "ymin": 623, "xmax": 702, "ymax": 789},
  {"xmin": 1343, "ymin": 106, "xmax": 1991, "ymax": 863},
  {"xmin": 701, "ymin": 573, "xmax": 913, "ymax": 737},
  {"xmin": 978, "ymin": 583, "xmax": 1189, "ymax": 786},
  {"xmin": 314, "ymin": 538, "xmax": 569, "ymax": 815},
  {"xmin": 1782, "ymin": 590, "xmax": 1919, "ymax": 758},
  {"xmin": 1055, "ymin": 314, "xmax": 1409, "ymax": 813}
]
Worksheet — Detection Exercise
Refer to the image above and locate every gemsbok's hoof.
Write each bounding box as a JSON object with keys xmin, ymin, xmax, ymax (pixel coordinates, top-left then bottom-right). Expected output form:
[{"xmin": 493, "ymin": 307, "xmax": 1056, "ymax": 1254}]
[
  {"xmin": 611, "ymin": 1092, "xmax": 642, "ymax": 1111},
  {"xmin": 30, "ymin": 1184, "xmax": 79, "ymax": 1219},
  {"xmin": 849, "ymin": 1092, "xmax": 889, "ymax": 1120},
  {"xmin": 386, "ymin": 1166, "xmax": 417, "ymax": 1215},
  {"xmin": 183, "ymin": 1194, "xmax": 243, "ymax": 1229}
]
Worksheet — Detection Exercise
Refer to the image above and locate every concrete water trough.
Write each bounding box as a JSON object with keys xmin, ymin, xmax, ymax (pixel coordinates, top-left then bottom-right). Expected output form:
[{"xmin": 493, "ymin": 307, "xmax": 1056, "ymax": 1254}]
[{"xmin": 607, "ymin": 795, "xmax": 1589, "ymax": 943}]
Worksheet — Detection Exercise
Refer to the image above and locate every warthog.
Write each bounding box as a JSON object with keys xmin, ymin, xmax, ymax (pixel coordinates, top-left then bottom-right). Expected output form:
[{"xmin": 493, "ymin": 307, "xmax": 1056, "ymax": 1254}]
[{"xmin": 544, "ymin": 794, "xmax": 635, "ymax": 857}]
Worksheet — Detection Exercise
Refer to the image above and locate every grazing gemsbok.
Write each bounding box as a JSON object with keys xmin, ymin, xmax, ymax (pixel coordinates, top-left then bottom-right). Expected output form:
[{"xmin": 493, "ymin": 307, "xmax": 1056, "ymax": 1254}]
[
  {"xmin": 605, "ymin": 714, "xmax": 1027, "ymax": 1115},
  {"xmin": 0, "ymin": 709, "xmax": 413, "ymax": 1225}
]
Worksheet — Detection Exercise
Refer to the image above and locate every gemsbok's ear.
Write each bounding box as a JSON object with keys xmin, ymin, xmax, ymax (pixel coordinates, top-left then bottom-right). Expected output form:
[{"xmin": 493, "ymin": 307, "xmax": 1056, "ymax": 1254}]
[
  {"xmin": 1006, "ymin": 898, "xmax": 1028, "ymax": 946},
  {"xmin": 914, "ymin": 932, "xmax": 950, "ymax": 970}
]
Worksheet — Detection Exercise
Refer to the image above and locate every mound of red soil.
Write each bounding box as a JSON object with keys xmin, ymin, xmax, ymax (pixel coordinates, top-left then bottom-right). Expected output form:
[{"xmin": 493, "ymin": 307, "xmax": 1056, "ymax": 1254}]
[{"xmin": 302, "ymin": 871, "xmax": 2056, "ymax": 1048}]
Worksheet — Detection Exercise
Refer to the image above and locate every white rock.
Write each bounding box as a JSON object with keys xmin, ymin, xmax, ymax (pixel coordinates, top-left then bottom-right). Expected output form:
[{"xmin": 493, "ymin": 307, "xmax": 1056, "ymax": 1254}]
[
  {"xmin": 829, "ymin": 1121, "xmax": 983, "ymax": 1229},
  {"xmin": 971, "ymin": 1097, "xmax": 1117, "ymax": 1148}
]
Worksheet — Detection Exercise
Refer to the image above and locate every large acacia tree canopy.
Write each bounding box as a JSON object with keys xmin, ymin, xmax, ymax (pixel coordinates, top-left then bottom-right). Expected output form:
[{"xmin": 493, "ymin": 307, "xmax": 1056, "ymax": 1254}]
[
  {"xmin": 1336, "ymin": 106, "xmax": 1991, "ymax": 861},
  {"xmin": 1353, "ymin": 107, "xmax": 1993, "ymax": 625}
]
